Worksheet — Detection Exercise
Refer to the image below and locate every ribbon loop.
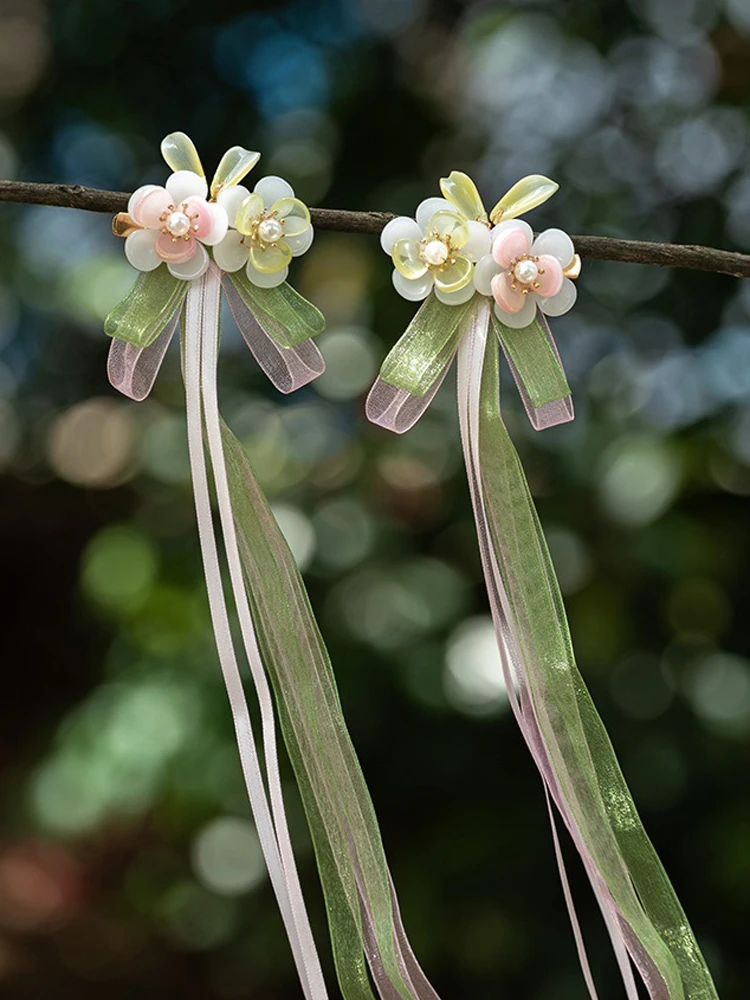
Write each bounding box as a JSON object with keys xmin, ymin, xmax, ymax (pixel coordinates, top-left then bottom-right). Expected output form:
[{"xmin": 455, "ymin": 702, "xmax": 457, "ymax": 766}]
[
  {"xmin": 104, "ymin": 269, "xmax": 187, "ymax": 348},
  {"xmin": 227, "ymin": 269, "xmax": 325, "ymax": 349}
]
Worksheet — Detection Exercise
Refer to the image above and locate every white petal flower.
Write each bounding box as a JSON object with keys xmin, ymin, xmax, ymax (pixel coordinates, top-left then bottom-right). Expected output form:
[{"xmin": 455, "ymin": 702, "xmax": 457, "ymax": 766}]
[
  {"xmin": 216, "ymin": 185, "xmax": 250, "ymax": 228},
  {"xmin": 254, "ymin": 176, "xmax": 295, "ymax": 208},
  {"xmin": 392, "ymin": 269, "xmax": 434, "ymax": 301},
  {"xmin": 166, "ymin": 170, "xmax": 209, "ymax": 204},
  {"xmin": 125, "ymin": 229, "xmax": 160, "ymax": 272},
  {"xmin": 380, "ymin": 216, "xmax": 423, "ymax": 255},
  {"xmin": 168, "ymin": 242, "xmax": 210, "ymax": 281},
  {"xmin": 416, "ymin": 197, "xmax": 453, "ymax": 231},
  {"xmin": 246, "ymin": 261, "xmax": 288, "ymax": 287}
]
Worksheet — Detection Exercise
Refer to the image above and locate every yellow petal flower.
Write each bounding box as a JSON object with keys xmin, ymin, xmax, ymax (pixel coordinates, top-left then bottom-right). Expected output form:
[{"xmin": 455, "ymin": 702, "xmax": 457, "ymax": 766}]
[
  {"xmin": 424, "ymin": 210, "xmax": 469, "ymax": 249},
  {"xmin": 440, "ymin": 171, "xmax": 488, "ymax": 223},
  {"xmin": 490, "ymin": 175, "xmax": 559, "ymax": 224},
  {"xmin": 433, "ymin": 254, "xmax": 473, "ymax": 293},
  {"xmin": 271, "ymin": 197, "xmax": 311, "ymax": 237},
  {"xmin": 235, "ymin": 193, "xmax": 265, "ymax": 236},
  {"xmin": 161, "ymin": 132, "xmax": 204, "ymax": 176},
  {"xmin": 249, "ymin": 239, "xmax": 293, "ymax": 274},
  {"xmin": 393, "ymin": 238, "xmax": 429, "ymax": 280},
  {"xmin": 211, "ymin": 146, "xmax": 261, "ymax": 198}
]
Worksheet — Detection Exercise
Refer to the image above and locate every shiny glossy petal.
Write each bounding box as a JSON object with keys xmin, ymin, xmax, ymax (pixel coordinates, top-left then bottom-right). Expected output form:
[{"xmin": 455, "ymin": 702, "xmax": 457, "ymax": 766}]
[
  {"xmin": 211, "ymin": 146, "xmax": 260, "ymax": 198},
  {"xmin": 491, "ymin": 271, "xmax": 526, "ymax": 313},
  {"xmin": 271, "ymin": 197, "xmax": 311, "ymax": 237},
  {"xmin": 463, "ymin": 220, "xmax": 492, "ymax": 262},
  {"xmin": 473, "ymin": 254, "xmax": 501, "ymax": 296},
  {"xmin": 535, "ymin": 255, "xmax": 564, "ymax": 297},
  {"xmin": 416, "ymin": 197, "xmax": 453, "ymax": 231},
  {"xmin": 167, "ymin": 242, "xmax": 210, "ymax": 281},
  {"xmin": 216, "ymin": 185, "xmax": 251, "ymax": 228},
  {"xmin": 490, "ymin": 174, "xmax": 559, "ymax": 224},
  {"xmin": 198, "ymin": 202, "xmax": 229, "ymax": 246},
  {"xmin": 246, "ymin": 261, "xmax": 288, "ymax": 288},
  {"xmin": 393, "ymin": 238, "xmax": 428, "ymax": 279},
  {"xmin": 181, "ymin": 197, "xmax": 214, "ymax": 240},
  {"xmin": 440, "ymin": 171, "xmax": 488, "ymax": 222},
  {"xmin": 161, "ymin": 132, "xmax": 204, "ymax": 176},
  {"xmin": 166, "ymin": 170, "xmax": 208, "ymax": 205},
  {"xmin": 380, "ymin": 216, "xmax": 422, "ymax": 255},
  {"xmin": 131, "ymin": 186, "xmax": 172, "ymax": 229},
  {"xmin": 235, "ymin": 192, "xmax": 265, "ymax": 236},
  {"xmin": 539, "ymin": 277, "xmax": 577, "ymax": 317},
  {"xmin": 128, "ymin": 184, "xmax": 159, "ymax": 221},
  {"xmin": 124, "ymin": 229, "xmax": 161, "ymax": 271},
  {"xmin": 286, "ymin": 226, "xmax": 315, "ymax": 256},
  {"xmin": 491, "ymin": 220, "xmax": 534, "ymax": 268},
  {"xmin": 435, "ymin": 282, "xmax": 476, "ymax": 305},
  {"xmin": 495, "ymin": 294, "xmax": 537, "ymax": 329},
  {"xmin": 155, "ymin": 231, "xmax": 197, "ymax": 263},
  {"xmin": 531, "ymin": 228, "xmax": 575, "ymax": 267},
  {"xmin": 424, "ymin": 211, "xmax": 469, "ymax": 249},
  {"xmin": 392, "ymin": 269, "xmax": 434, "ymax": 301},
  {"xmin": 249, "ymin": 239, "xmax": 293, "ymax": 274},
  {"xmin": 433, "ymin": 253, "xmax": 473, "ymax": 292},
  {"xmin": 254, "ymin": 175, "xmax": 294, "ymax": 209},
  {"xmin": 213, "ymin": 231, "xmax": 248, "ymax": 273}
]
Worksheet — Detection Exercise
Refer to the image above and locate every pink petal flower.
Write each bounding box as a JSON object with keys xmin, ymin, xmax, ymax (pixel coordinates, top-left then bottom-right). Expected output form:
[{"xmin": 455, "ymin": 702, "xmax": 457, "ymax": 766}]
[
  {"xmin": 491, "ymin": 272, "xmax": 527, "ymax": 314},
  {"xmin": 154, "ymin": 231, "xmax": 197, "ymax": 263},
  {"xmin": 535, "ymin": 255, "xmax": 564, "ymax": 297},
  {"xmin": 182, "ymin": 196, "xmax": 215, "ymax": 241},
  {"xmin": 131, "ymin": 186, "xmax": 172, "ymax": 230},
  {"xmin": 492, "ymin": 223, "xmax": 532, "ymax": 269}
]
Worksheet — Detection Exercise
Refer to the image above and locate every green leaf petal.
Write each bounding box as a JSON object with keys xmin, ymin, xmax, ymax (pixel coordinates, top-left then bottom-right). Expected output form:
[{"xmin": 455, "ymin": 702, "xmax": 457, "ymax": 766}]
[
  {"xmin": 160, "ymin": 132, "xmax": 205, "ymax": 176},
  {"xmin": 439, "ymin": 170, "xmax": 488, "ymax": 222},
  {"xmin": 210, "ymin": 146, "xmax": 261, "ymax": 198},
  {"xmin": 227, "ymin": 270, "xmax": 325, "ymax": 348},
  {"xmin": 104, "ymin": 268, "xmax": 187, "ymax": 348},
  {"xmin": 490, "ymin": 174, "xmax": 559, "ymax": 224}
]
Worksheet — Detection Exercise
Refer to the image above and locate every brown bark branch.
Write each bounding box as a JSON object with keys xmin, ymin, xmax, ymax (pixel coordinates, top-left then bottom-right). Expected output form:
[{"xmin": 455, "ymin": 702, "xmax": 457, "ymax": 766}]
[{"xmin": 1, "ymin": 179, "xmax": 749, "ymax": 279}]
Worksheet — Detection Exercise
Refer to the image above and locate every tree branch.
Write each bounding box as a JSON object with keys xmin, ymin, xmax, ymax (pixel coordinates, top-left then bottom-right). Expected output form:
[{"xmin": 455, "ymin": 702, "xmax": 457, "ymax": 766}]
[{"xmin": 1, "ymin": 179, "xmax": 749, "ymax": 279}]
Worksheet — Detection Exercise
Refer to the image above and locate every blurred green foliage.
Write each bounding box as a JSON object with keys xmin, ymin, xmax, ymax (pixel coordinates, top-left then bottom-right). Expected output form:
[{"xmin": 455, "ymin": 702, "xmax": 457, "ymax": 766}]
[{"xmin": 0, "ymin": 0, "xmax": 749, "ymax": 997}]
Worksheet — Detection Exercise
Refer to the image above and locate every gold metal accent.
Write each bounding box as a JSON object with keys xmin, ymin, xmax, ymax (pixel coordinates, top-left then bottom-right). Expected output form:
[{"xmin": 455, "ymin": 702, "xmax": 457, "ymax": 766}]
[
  {"xmin": 112, "ymin": 213, "xmax": 142, "ymax": 238},
  {"xmin": 563, "ymin": 253, "xmax": 581, "ymax": 280}
]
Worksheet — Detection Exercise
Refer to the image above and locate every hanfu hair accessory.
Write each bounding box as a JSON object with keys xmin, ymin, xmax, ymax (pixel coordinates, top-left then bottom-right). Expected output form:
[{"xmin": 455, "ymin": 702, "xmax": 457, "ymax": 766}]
[
  {"xmin": 367, "ymin": 173, "xmax": 718, "ymax": 1000},
  {"xmin": 104, "ymin": 134, "xmax": 441, "ymax": 1000}
]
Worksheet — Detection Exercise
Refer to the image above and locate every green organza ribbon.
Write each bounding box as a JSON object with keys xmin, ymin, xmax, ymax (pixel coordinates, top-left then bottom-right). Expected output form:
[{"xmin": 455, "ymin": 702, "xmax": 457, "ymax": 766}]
[
  {"xmin": 104, "ymin": 268, "xmax": 188, "ymax": 348},
  {"xmin": 491, "ymin": 310, "xmax": 570, "ymax": 408},
  {"xmin": 228, "ymin": 269, "xmax": 326, "ymax": 349},
  {"xmin": 221, "ymin": 418, "xmax": 417, "ymax": 1000},
  {"xmin": 476, "ymin": 331, "xmax": 718, "ymax": 1000}
]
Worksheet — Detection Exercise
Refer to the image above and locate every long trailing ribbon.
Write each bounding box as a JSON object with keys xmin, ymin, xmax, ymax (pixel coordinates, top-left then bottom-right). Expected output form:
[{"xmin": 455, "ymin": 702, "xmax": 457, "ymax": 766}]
[{"xmin": 454, "ymin": 297, "xmax": 718, "ymax": 1000}]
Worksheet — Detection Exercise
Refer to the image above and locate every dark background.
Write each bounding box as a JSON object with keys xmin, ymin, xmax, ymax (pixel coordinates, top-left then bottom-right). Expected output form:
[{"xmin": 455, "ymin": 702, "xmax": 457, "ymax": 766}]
[{"xmin": 0, "ymin": 0, "xmax": 749, "ymax": 997}]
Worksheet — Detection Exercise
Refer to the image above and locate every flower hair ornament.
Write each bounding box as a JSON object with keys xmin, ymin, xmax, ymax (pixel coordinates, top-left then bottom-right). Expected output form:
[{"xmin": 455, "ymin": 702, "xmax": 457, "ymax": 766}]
[
  {"xmin": 367, "ymin": 173, "xmax": 718, "ymax": 1000},
  {"xmin": 105, "ymin": 134, "xmax": 441, "ymax": 1000}
]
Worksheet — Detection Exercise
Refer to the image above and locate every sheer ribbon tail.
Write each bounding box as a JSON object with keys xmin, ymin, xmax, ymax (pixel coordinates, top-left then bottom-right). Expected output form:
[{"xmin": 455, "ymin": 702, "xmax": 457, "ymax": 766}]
[
  {"xmin": 492, "ymin": 307, "xmax": 573, "ymax": 430},
  {"xmin": 104, "ymin": 268, "xmax": 188, "ymax": 348},
  {"xmin": 222, "ymin": 272, "xmax": 325, "ymax": 393},
  {"xmin": 107, "ymin": 306, "xmax": 180, "ymax": 400}
]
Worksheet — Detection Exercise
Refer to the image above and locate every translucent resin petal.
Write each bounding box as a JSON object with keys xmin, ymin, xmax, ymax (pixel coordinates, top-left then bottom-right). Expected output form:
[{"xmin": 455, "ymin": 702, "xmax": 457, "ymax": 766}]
[
  {"xmin": 166, "ymin": 170, "xmax": 208, "ymax": 205},
  {"xmin": 155, "ymin": 232, "xmax": 197, "ymax": 264},
  {"xmin": 254, "ymin": 175, "xmax": 294, "ymax": 209},
  {"xmin": 197, "ymin": 202, "xmax": 229, "ymax": 246},
  {"xmin": 125, "ymin": 230, "xmax": 161, "ymax": 271},
  {"xmin": 235, "ymin": 192, "xmax": 265, "ymax": 236},
  {"xmin": 440, "ymin": 171, "xmax": 488, "ymax": 223},
  {"xmin": 434, "ymin": 282, "xmax": 476, "ymax": 306},
  {"xmin": 249, "ymin": 239, "xmax": 293, "ymax": 274},
  {"xmin": 271, "ymin": 197, "xmax": 311, "ymax": 237},
  {"xmin": 433, "ymin": 253, "xmax": 472, "ymax": 292},
  {"xmin": 495, "ymin": 294, "xmax": 537, "ymax": 329},
  {"xmin": 539, "ymin": 277, "xmax": 577, "ymax": 317},
  {"xmin": 210, "ymin": 146, "xmax": 261, "ymax": 198},
  {"xmin": 161, "ymin": 132, "xmax": 204, "ymax": 176},
  {"xmin": 463, "ymin": 220, "xmax": 492, "ymax": 262},
  {"xmin": 216, "ymin": 185, "xmax": 250, "ymax": 229},
  {"xmin": 132, "ymin": 187, "xmax": 172, "ymax": 229},
  {"xmin": 474, "ymin": 255, "xmax": 501, "ymax": 296},
  {"xmin": 286, "ymin": 227, "xmax": 315, "ymax": 256},
  {"xmin": 392, "ymin": 269, "xmax": 434, "ymax": 301},
  {"xmin": 492, "ymin": 220, "xmax": 534, "ymax": 268},
  {"xmin": 167, "ymin": 242, "xmax": 210, "ymax": 281},
  {"xmin": 246, "ymin": 262, "xmax": 288, "ymax": 288},
  {"xmin": 491, "ymin": 272, "xmax": 526, "ymax": 313},
  {"xmin": 531, "ymin": 228, "xmax": 575, "ymax": 267},
  {"xmin": 415, "ymin": 197, "xmax": 453, "ymax": 231},
  {"xmin": 392, "ymin": 238, "xmax": 428, "ymax": 280},
  {"xmin": 380, "ymin": 216, "xmax": 422, "ymax": 255},
  {"xmin": 213, "ymin": 230, "xmax": 248, "ymax": 273},
  {"xmin": 128, "ymin": 184, "xmax": 159, "ymax": 221},
  {"xmin": 424, "ymin": 211, "xmax": 469, "ymax": 249},
  {"xmin": 534, "ymin": 255, "xmax": 564, "ymax": 297},
  {"xmin": 490, "ymin": 174, "xmax": 559, "ymax": 224}
]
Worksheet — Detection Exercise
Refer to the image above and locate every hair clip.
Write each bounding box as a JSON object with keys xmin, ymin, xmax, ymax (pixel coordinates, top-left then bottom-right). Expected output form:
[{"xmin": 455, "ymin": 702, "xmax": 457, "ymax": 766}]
[
  {"xmin": 366, "ymin": 172, "xmax": 716, "ymax": 1000},
  {"xmin": 104, "ymin": 135, "xmax": 441, "ymax": 1000}
]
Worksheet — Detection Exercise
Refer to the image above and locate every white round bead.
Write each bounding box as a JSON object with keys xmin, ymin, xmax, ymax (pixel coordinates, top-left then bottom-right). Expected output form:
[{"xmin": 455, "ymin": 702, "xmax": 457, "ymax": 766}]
[
  {"xmin": 258, "ymin": 217, "xmax": 284, "ymax": 243},
  {"xmin": 513, "ymin": 258, "xmax": 539, "ymax": 285},
  {"xmin": 166, "ymin": 211, "xmax": 191, "ymax": 237},
  {"xmin": 423, "ymin": 239, "xmax": 449, "ymax": 266}
]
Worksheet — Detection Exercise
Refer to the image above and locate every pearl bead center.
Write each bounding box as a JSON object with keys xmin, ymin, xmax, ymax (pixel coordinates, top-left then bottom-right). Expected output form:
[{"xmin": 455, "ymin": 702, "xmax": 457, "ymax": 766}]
[
  {"xmin": 513, "ymin": 258, "xmax": 539, "ymax": 285},
  {"xmin": 423, "ymin": 239, "xmax": 449, "ymax": 267},
  {"xmin": 258, "ymin": 217, "xmax": 284, "ymax": 243},
  {"xmin": 166, "ymin": 211, "xmax": 191, "ymax": 237}
]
